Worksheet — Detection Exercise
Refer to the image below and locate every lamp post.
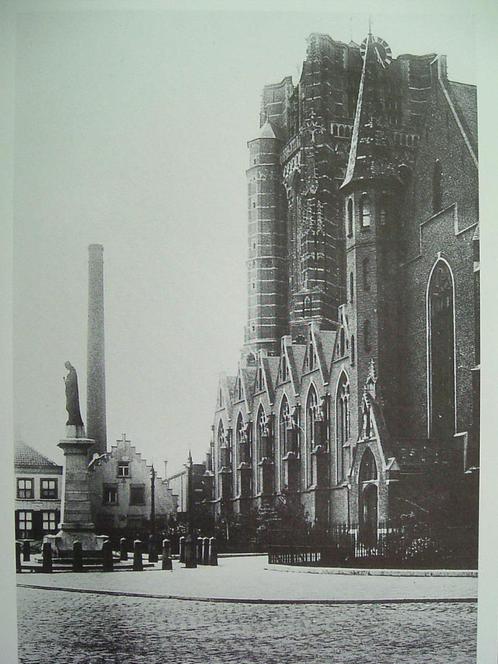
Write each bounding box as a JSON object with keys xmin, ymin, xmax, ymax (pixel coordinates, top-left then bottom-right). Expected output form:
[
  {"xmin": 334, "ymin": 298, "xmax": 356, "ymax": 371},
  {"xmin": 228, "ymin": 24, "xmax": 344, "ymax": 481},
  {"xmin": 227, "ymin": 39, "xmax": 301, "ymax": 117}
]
[{"xmin": 150, "ymin": 464, "xmax": 156, "ymax": 535}]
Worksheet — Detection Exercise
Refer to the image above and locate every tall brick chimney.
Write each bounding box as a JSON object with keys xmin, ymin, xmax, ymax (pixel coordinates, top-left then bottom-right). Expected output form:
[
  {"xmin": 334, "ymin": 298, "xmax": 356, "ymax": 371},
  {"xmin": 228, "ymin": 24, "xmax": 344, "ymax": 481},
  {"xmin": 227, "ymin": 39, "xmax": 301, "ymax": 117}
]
[{"xmin": 86, "ymin": 244, "xmax": 107, "ymax": 454}]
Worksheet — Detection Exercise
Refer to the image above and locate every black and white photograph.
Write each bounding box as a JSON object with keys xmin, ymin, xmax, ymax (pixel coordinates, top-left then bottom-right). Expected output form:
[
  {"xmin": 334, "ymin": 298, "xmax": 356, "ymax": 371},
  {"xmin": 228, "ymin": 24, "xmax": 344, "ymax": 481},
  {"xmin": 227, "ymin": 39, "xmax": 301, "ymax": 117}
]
[{"xmin": 2, "ymin": 1, "xmax": 498, "ymax": 662}]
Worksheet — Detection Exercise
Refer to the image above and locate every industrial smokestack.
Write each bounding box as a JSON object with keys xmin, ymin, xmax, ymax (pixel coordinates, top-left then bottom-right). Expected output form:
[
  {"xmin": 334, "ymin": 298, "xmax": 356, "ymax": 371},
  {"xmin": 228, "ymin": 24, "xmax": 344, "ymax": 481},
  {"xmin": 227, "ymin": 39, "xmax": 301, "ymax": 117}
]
[{"xmin": 86, "ymin": 244, "xmax": 107, "ymax": 454}]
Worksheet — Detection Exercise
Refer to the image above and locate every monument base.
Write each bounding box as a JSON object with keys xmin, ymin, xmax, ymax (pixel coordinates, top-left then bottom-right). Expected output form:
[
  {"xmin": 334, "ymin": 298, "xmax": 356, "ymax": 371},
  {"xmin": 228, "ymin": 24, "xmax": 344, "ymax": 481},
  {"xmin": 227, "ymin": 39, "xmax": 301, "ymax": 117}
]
[{"xmin": 44, "ymin": 529, "xmax": 108, "ymax": 556}]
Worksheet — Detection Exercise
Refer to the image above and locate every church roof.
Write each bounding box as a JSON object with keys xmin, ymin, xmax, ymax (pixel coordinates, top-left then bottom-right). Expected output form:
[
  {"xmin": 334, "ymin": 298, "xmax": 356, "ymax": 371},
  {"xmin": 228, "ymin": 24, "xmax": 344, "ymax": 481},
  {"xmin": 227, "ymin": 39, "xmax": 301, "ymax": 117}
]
[
  {"xmin": 257, "ymin": 119, "xmax": 279, "ymax": 140},
  {"xmin": 14, "ymin": 440, "xmax": 62, "ymax": 473},
  {"xmin": 447, "ymin": 81, "xmax": 478, "ymax": 152}
]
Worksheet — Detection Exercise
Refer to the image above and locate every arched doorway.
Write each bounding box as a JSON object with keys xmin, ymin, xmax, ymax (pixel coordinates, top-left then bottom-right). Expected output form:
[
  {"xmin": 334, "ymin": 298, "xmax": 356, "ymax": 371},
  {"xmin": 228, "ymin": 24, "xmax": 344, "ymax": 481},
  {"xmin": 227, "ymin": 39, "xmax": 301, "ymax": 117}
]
[{"xmin": 359, "ymin": 448, "xmax": 378, "ymax": 547}]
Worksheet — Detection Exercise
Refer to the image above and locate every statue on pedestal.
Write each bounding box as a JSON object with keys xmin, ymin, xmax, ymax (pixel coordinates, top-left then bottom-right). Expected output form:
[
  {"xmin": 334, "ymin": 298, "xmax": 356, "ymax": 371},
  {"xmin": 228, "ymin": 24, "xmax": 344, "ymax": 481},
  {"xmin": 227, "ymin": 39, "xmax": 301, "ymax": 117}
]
[{"xmin": 64, "ymin": 361, "xmax": 84, "ymax": 427}]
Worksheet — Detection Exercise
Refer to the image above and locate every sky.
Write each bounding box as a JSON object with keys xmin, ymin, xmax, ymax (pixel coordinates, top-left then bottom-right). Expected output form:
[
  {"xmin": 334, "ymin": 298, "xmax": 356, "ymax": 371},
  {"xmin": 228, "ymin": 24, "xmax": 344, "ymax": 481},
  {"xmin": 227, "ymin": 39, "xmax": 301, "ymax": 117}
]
[{"xmin": 13, "ymin": 7, "xmax": 477, "ymax": 476}]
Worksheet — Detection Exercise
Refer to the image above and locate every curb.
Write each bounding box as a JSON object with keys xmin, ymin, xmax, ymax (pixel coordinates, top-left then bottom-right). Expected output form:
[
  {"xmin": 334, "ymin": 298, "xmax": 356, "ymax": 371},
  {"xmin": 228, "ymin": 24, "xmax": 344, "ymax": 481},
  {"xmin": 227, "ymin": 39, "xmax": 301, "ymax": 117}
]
[
  {"xmin": 266, "ymin": 564, "xmax": 478, "ymax": 578},
  {"xmin": 16, "ymin": 583, "xmax": 477, "ymax": 606}
]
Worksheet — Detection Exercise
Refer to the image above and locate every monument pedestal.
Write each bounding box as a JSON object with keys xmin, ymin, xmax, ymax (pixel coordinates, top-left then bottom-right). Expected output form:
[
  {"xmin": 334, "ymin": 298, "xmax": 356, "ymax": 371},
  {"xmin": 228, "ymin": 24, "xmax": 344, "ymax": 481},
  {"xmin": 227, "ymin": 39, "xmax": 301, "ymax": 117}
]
[{"xmin": 44, "ymin": 427, "xmax": 107, "ymax": 555}]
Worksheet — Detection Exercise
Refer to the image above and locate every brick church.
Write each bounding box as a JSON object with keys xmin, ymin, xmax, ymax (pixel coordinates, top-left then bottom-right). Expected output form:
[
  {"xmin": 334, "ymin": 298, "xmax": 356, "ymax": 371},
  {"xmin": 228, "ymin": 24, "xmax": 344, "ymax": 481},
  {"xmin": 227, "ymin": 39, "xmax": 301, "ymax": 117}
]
[{"xmin": 209, "ymin": 32, "xmax": 479, "ymax": 540}]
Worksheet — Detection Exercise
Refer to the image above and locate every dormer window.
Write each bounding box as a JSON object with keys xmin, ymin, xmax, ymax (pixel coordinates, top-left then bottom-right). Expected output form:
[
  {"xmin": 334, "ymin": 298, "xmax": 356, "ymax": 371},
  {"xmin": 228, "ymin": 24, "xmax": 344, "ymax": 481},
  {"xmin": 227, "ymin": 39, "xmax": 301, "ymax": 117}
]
[{"xmin": 360, "ymin": 193, "xmax": 371, "ymax": 228}]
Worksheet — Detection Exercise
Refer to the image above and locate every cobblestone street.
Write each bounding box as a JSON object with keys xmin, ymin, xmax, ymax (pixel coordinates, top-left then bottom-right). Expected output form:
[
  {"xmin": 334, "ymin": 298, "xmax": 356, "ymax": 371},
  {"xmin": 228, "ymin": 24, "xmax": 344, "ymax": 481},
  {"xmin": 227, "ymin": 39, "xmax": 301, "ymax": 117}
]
[{"xmin": 17, "ymin": 586, "xmax": 476, "ymax": 664}]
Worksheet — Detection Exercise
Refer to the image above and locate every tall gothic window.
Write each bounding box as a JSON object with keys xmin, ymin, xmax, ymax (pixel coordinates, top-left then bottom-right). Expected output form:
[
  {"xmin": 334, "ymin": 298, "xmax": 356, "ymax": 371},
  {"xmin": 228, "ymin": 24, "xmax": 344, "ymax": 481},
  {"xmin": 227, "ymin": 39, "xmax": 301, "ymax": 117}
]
[
  {"xmin": 217, "ymin": 421, "xmax": 225, "ymax": 471},
  {"xmin": 236, "ymin": 413, "xmax": 244, "ymax": 494},
  {"xmin": 255, "ymin": 406, "xmax": 266, "ymax": 492},
  {"xmin": 347, "ymin": 198, "xmax": 354, "ymax": 237},
  {"xmin": 306, "ymin": 385, "xmax": 318, "ymax": 486},
  {"xmin": 336, "ymin": 373, "xmax": 350, "ymax": 483},
  {"xmin": 360, "ymin": 193, "xmax": 371, "ymax": 228},
  {"xmin": 279, "ymin": 396, "xmax": 290, "ymax": 490},
  {"xmin": 428, "ymin": 261, "xmax": 455, "ymax": 440},
  {"xmin": 432, "ymin": 160, "xmax": 442, "ymax": 213},
  {"xmin": 363, "ymin": 257, "xmax": 370, "ymax": 291}
]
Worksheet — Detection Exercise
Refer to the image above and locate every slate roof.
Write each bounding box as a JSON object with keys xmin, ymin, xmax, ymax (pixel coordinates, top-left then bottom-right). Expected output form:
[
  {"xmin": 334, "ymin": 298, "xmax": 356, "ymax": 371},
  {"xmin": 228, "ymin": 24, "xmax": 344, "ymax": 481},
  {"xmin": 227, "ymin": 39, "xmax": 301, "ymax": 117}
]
[
  {"xmin": 447, "ymin": 81, "xmax": 478, "ymax": 152},
  {"xmin": 14, "ymin": 440, "xmax": 62, "ymax": 473}
]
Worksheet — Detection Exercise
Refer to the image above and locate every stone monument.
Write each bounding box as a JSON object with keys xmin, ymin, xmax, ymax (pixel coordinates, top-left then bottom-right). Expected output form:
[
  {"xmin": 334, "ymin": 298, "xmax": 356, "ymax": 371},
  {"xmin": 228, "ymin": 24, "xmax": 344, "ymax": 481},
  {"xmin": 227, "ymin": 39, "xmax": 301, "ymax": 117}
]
[{"xmin": 44, "ymin": 362, "xmax": 107, "ymax": 554}]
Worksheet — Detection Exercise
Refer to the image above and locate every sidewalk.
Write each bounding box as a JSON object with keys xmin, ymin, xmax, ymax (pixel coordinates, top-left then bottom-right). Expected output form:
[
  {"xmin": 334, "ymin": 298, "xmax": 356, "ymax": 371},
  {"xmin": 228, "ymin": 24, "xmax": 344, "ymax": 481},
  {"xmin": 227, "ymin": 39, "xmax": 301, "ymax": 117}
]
[{"xmin": 17, "ymin": 555, "xmax": 477, "ymax": 604}]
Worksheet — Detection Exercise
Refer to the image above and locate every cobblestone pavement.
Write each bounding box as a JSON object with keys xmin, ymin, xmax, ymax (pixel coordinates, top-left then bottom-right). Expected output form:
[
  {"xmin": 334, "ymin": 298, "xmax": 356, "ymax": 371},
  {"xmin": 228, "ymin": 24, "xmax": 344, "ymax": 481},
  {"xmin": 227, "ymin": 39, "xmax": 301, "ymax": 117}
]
[{"xmin": 17, "ymin": 586, "xmax": 476, "ymax": 664}]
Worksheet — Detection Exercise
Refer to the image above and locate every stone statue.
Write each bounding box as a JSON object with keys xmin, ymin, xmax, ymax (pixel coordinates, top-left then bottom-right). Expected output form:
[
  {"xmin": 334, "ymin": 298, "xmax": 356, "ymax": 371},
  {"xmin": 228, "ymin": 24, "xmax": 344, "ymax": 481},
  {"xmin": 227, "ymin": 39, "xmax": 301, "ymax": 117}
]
[{"xmin": 64, "ymin": 361, "xmax": 84, "ymax": 427}]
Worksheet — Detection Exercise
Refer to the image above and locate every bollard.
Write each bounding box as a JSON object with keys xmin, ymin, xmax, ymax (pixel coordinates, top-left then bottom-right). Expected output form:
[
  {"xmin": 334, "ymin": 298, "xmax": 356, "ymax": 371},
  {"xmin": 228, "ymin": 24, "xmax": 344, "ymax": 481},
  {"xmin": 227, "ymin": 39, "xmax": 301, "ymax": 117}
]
[
  {"xmin": 202, "ymin": 537, "xmax": 210, "ymax": 565},
  {"xmin": 196, "ymin": 537, "xmax": 204, "ymax": 564},
  {"xmin": 133, "ymin": 539, "xmax": 143, "ymax": 571},
  {"xmin": 73, "ymin": 541, "xmax": 83, "ymax": 572},
  {"xmin": 16, "ymin": 542, "xmax": 22, "ymax": 573},
  {"xmin": 208, "ymin": 537, "xmax": 218, "ymax": 566},
  {"xmin": 119, "ymin": 537, "xmax": 128, "ymax": 561},
  {"xmin": 179, "ymin": 536, "xmax": 185, "ymax": 563},
  {"xmin": 148, "ymin": 534, "xmax": 158, "ymax": 563},
  {"xmin": 184, "ymin": 534, "xmax": 197, "ymax": 568},
  {"xmin": 22, "ymin": 540, "xmax": 31, "ymax": 563},
  {"xmin": 162, "ymin": 538, "xmax": 172, "ymax": 571},
  {"xmin": 102, "ymin": 539, "xmax": 113, "ymax": 572},
  {"xmin": 42, "ymin": 542, "xmax": 53, "ymax": 573}
]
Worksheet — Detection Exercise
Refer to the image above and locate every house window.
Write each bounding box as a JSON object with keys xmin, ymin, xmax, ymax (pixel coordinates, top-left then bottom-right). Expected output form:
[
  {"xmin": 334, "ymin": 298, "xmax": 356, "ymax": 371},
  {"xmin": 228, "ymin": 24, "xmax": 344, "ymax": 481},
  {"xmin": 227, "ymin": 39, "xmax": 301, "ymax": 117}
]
[
  {"xmin": 17, "ymin": 478, "xmax": 34, "ymax": 499},
  {"xmin": 129, "ymin": 486, "xmax": 146, "ymax": 506},
  {"xmin": 117, "ymin": 462, "xmax": 130, "ymax": 478},
  {"xmin": 18, "ymin": 511, "xmax": 33, "ymax": 538},
  {"xmin": 360, "ymin": 193, "xmax": 371, "ymax": 228},
  {"xmin": 346, "ymin": 199, "xmax": 354, "ymax": 237},
  {"xmin": 42, "ymin": 511, "xmax": 57, "ymax": 532},
  {"xmin": 103, "ymin": 485, "xmax": 118, "ymax": 505},
  {"xmin": 40, "ymin": 479, "xmax": 58, "ymax": 499},
  {"xmin": 432, "ymin": 160, "xmax": 442, "ymax": 213}
]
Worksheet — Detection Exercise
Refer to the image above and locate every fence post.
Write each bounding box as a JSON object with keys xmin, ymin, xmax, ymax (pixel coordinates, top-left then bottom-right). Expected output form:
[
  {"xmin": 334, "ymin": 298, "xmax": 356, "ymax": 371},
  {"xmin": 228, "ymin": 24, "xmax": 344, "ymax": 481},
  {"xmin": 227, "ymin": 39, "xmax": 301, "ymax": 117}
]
[
  {"xmin": 179, "ymin": 536, "xmax": 185, "ymax": 563},
  {"xmin": 15, "ymin": 542, "xmax": 22, "ymax": 573},
  {"xmin": 73, "ymin": 541, "xmax": 83, "ymax": 572},
  {"xmin": 119, "ymin": 537, "xmax": 128, "ymax": 561},
  {"xmin": 42, "ymin": 542, "xmax": 53, "ymax": 573},
  {"xmin": 196, "ymin": 537, "xmax": 204, "ymax": 564},
  {"xmin": 133, "ymin": 539, "xmax": 143, "ymax": 571},
  {"xmin": 102, "ymin": 539, "xmax": 113, "ymax": 572},
  {"xmin": 162, "ymin": 538, "xmax": 172, "ymax": 570},
  {"xmin": 22, "ymin": 540, "xmax": 31, "ymax": 563},
  {"xmin": 148, "ymin": 534, "xmax": 158, "ymax": 563},
  {"xmin": 208, "ymin": 537, "xmax": 218, "ymax": 566}
]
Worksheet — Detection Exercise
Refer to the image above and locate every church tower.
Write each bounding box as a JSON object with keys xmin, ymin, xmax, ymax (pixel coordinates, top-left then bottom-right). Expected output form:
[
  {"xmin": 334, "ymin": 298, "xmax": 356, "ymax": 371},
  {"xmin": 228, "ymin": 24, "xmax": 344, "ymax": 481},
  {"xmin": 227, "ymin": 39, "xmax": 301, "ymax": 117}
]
[
  {"xmin": 243, "ymin": 120, "xmax": 288, "ymax": 357},
  {"xmin": 340, "ymin": 32, "xmax": 429, "ymax": 433}
]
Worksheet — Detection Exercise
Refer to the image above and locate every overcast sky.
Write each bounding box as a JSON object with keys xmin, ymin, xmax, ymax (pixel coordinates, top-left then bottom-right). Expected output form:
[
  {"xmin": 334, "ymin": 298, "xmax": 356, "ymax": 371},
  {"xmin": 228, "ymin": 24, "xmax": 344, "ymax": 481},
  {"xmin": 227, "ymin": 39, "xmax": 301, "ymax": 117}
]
[{"xmin": 13, "ymin": 8, "xmax": 476, "ymax": 475}]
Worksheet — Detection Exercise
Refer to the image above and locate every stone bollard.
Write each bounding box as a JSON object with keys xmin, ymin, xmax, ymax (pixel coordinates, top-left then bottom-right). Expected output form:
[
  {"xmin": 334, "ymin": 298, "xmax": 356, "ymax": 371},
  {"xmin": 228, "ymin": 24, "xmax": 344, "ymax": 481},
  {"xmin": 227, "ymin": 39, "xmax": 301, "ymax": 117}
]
[
  {"xmin": 16, "ymin": 542, "xmax": 22, "ymax": 573},
  {"xmin": 42, "ymin": 542, "xmax": 53, "ymax": 573},
  {"xmin": 148, "ymin": 535, "xmax": 158, "ymax": 563},
  {"xmin": 102, "ymin": 539, "xmax": 113, "ymax": 572},
  {"xmin": 22, "ymin": 540, "xmax": 31, "ymax": 563},
  {"xmin": 133, "ymin": 539, "xmax": 143, "ymax": 571},
  {"xmin": 196, "ymin": 537, "xmax": 204, "ymax": 564},
  {"xmin": 184, "ymin": 534, "xmax": 197, "ymax": 568},
  {"xmin": 179, "ymin": 536, "xmax": 185, "ymax": 563},
  {"xmin": 208, "ymin": 537, "xmax": 218, "ymax": 566},
  {"xmin": 73, "ymin": 541, "xmax": 83, "ymax": 572},
  {"xmin": 119, "ymin": 537, "xmax": 128, "ymax": 561},
  {"xmin": 202, "ymin": 537, "xmax": 210, "ymax": 565},
  {"xmin": 162, "ymin": 538, "xmax": 172, "ymax": 571}
]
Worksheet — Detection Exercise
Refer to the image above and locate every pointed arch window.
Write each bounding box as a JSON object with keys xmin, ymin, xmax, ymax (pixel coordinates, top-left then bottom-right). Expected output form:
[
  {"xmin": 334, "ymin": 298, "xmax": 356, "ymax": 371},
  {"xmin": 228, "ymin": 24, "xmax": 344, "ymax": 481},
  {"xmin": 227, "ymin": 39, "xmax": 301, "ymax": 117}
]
[
  {"xmin": 255, "ymin": 406, "xmax": 266, "ymax": 493},
  {"xmin": 428, "ymin": 261, "xmax": 455, "ymax": 440},
  {"xmin": 336, "ymin": 373, "xmax": 350, "ymax": 483},
  {"xmin": 364, "ymin": 319, "xmax": 371, "ymax": 352},
  {"xmin": 432, "ymin": 160, "xmax": 442, "ymax": 213},
  {"xmin": 359, "ymin": 447, "xmax": 378, "ymax": 483},
  {"xmin": 360, "ymin": 193, "xmax": 371, "ymax": 228},
  {"xmin": 279, "ymin": 396, "xmax": 290, "ymax": 459},
  {"xmin": 346, "ymin": 199, "xmax": 354, "ymax": 238},
  {"xmin": 362, "ymin": 257, "xmax": 370, "ymax": 291},
  {"xmin": 217, "ymin": 421, "xmax": 225, "ymax": 475},
  {"xmin": 306, "ymin": 385, "xmax": 318, "ymax": 486}
]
